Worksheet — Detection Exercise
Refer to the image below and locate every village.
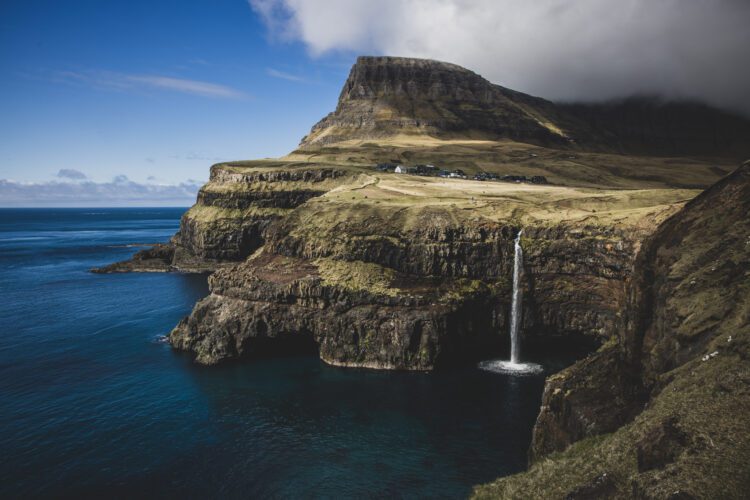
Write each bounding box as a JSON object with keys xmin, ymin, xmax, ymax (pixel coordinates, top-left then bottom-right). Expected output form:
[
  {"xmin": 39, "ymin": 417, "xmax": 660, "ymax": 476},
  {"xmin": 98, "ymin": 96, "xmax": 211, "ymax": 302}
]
[{"xmin": 374, "ymin": 162, "xmax": 548, "ymax": 184}]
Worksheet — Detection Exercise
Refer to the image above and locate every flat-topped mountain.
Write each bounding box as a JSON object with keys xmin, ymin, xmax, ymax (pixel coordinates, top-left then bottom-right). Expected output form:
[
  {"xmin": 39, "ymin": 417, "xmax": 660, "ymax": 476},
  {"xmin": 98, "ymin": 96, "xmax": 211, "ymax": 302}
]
[
  {"xmin": 301, "ymin": 56, "xmax": 571, "ymax": 147},
  {"xmin": 301, "ymin": 56, "xmax": 750, "ymax": 157}
]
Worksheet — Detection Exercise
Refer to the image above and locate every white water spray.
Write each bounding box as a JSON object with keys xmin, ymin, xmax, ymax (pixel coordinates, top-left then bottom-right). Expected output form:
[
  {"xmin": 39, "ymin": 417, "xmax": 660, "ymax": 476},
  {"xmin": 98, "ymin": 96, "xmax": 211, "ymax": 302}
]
[{"xmin": 478, "ymin": 229, "xmax": 543, "ymax": 375}]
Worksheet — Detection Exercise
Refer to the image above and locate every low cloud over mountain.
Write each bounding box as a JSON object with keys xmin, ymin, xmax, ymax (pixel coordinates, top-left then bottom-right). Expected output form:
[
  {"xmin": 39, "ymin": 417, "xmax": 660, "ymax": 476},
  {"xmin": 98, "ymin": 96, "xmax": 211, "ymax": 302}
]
[{"xmin": 251, "ymin": 0, "xmax": 750, "ymax": 115}]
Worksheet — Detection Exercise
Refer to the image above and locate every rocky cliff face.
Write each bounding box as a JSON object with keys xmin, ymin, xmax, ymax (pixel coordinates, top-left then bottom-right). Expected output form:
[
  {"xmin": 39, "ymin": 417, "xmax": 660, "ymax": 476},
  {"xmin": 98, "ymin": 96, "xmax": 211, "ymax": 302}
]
[
  {"xmin": 170, "ymin": 252, "xmax": 505, "ymax": 369},
  {"xmin": 93, "ymin": 163, "xmax": 354, "ymax": 273},
  {"xmin": 301, "ymin": 56, "xmax": 750, "ymax": 158},
  {"xmin": 301, "ymin": 56, "xmax": 570, "ymax": 147},
  {"xmin": 168, "ymin": 199, "xmax": 652, "ymax": 369},
  {"xmin": 170, "ymin": 165, "xmax": 352, "ymax": 271},
  {"xmin": 475, "ymin": 162, "xmax": 750, "ymax": 499}
]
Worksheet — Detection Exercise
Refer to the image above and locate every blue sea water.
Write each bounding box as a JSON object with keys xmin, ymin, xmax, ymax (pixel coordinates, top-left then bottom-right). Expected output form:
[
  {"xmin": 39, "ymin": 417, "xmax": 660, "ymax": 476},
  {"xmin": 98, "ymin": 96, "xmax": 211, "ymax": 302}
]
[{"xmin": 0, "ymin": 208, "xmax": 553, "ymax": 499}]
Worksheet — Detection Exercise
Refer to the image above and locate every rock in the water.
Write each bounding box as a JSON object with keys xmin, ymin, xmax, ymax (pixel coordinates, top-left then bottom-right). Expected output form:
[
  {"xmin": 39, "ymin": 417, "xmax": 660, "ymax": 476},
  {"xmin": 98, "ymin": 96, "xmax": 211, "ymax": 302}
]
[{"xmin": 91, "ymin": 243, "xmax": 174, "ymax": 273}]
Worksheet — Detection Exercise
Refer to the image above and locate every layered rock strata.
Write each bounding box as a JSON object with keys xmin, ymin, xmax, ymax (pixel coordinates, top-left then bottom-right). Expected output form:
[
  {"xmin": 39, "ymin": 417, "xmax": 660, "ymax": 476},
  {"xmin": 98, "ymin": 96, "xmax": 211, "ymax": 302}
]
[
  {"xmin": 302, "ymin": 56, "xmax": 571, "ymax": 147},
  {"xmin": 169, "ymin": 211, "xmax": 646, "ymax": 369},
  {"xmin": 93, "ymin": 164, "xmax": 352, "ymax": 273},
  {"xmin": 171, "ymin": 165, "xmax": 350, "ymax": 270},
  {"xmin": 475, "ymin": 162, "xmax": 750, "ymax": 498}
]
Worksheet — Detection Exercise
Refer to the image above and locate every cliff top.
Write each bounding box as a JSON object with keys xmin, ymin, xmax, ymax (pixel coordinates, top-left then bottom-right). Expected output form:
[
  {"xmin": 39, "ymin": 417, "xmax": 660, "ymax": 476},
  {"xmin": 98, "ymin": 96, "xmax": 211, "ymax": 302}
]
[{"xmin": 352, "ymin": 55, "xmax": 471, "ymax": 71}]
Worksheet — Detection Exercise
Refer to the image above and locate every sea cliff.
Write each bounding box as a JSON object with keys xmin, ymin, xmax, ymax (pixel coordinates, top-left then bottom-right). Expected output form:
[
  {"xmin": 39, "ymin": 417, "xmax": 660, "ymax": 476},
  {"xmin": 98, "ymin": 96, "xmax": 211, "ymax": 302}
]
[
  {"xmin": 475, "ymin": 162, "xmax": 750, "ymax": 498},
  {"xmin": 95, "ymin": 55, "xmax": 750, "ymax": 498}
]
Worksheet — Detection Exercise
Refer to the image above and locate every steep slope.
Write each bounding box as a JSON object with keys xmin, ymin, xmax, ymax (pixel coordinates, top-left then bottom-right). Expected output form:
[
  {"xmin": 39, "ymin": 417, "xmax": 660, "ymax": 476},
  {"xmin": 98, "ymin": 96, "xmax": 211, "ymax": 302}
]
[
  {"xmin": 301, "ymin": 56, "xmax": 571, "ymax": 147},
  {"xmin": 562, "ymin": 96, "xmax": 750, "ymax": 157},
  {"xmin": 301, "ymin": 56, "xmax": 750, "ymax": 158},
  {"xmin": 474, "ymin": 161, "xmax": 750, "ymax": 499},
  {"xmin": 93, "ymin": 162, "xmax": 359, "ymax": 273}
]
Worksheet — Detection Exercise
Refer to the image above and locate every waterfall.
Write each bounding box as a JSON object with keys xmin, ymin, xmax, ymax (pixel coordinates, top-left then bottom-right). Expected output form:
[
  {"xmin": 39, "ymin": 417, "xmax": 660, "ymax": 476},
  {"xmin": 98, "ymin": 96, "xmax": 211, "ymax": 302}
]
[
  {"xmin": 509, "ymin": 229, "xmax": 523, "ymax": 364},
  {"xmin": 477, "ymin": 228, "xmax": 542, "ymax": 375}
]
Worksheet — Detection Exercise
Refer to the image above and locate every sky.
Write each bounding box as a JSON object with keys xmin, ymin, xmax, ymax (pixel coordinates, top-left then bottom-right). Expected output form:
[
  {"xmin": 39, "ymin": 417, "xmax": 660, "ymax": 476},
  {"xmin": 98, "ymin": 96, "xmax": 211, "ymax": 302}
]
[
  {"xmin": 0, "ymin": 0, "xmax": 351, "ymax": 206},
  {"xmin": 1, "ymin": 0, "xmax": 749, "ymax": 206}
]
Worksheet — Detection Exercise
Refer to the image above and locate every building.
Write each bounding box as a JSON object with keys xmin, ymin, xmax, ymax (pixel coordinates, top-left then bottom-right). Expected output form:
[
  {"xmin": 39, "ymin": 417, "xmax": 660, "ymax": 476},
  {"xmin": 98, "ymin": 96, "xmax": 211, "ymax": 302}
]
[
  {"xmin": 414, "ymin": 164, "xmax": 438, "ymax": 176},
  {"xmin": 376, "ymin": 163, "xmax": 397, "ymax": 172},
  {"xmin": 394, "ymin": 165, "xmax": 405, "ymax": 174}
]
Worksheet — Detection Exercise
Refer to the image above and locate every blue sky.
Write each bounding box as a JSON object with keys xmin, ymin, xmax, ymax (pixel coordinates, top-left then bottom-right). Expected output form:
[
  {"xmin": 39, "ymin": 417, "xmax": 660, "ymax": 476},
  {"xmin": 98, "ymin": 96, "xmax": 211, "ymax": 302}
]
[
  {"xmin": 2, "ymin": 0, "xmax": 748, "ymax": 206},
  {"xmin": 0, "ymin": 0, "xmax": 353, "ymax": 204}
]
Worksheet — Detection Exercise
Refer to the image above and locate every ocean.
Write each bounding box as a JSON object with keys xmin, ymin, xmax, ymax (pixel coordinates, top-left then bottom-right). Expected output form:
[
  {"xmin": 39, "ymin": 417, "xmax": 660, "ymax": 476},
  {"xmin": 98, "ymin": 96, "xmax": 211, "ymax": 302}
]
[{"xmin": 0, "ymin": 208, "xmax": 549, "ymax": 498}]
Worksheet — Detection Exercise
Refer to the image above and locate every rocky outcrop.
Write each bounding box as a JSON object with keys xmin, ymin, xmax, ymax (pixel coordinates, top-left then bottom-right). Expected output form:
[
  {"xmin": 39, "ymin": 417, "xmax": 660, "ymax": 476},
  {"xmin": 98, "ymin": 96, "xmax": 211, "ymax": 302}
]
[
  {"xmin": 91, "ymin": 243, "xmax": 175, "ymax": 273},
  {"xmin": 169, "ymin": 166, "xmax": 351, "ymax": 270},
  {"xmin": 475, "ymin": 162, "xmax": 750, "ymax": 499},
  {"xmin": 170, "ymin": 253, "xmax": 505, "ymax": 368},
  {"xmin": 95, "ymin": 165, "xmax": 353, "ymax": 273}
]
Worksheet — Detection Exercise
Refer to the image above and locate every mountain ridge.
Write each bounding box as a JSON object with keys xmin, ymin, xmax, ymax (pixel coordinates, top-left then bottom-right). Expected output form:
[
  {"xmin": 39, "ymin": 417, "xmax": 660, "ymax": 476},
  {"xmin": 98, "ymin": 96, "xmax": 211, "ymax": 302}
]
[{"xmin": 300, "ymin": 56, "xmax": 750, "ymax": 158}]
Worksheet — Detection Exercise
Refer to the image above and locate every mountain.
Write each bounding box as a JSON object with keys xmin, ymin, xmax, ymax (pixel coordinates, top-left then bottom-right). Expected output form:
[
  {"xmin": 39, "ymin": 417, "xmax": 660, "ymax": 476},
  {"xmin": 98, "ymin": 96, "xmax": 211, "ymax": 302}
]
[
  {"xmin": 301, "ymin": 56, "xmax": 571, "ymax": 147},
  {"xmin": 95, "ymin": 54, "xmax": 750, "ymax": 496},
  {"xmin": 301, "ymin": 56, "xmax": 750, "ymax": 158}
]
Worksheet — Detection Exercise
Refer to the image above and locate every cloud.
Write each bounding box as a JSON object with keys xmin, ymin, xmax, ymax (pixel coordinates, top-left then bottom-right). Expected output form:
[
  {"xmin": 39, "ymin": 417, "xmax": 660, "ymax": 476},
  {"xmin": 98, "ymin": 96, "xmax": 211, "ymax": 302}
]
[
  {"xmin": 249, "ymin": 0, "xmax": 750, "ymax": 115},
  {"xmin": 56, "ymin": 168, "xmax": 87, "ymax": 180},
  {"xmin": 55, "ymin": 70, "xmax": 247, "ymax": 99},
  {"xmin": 0, "ymin": 176, "xmax": 203, "ymax": 207},
  {"xmin": 267, "ymin": 68, "xmax": 306, "ymax": 82},
  {"xmin": 125, "ymin": 75, "xmax": 246, "ymax": 99}
]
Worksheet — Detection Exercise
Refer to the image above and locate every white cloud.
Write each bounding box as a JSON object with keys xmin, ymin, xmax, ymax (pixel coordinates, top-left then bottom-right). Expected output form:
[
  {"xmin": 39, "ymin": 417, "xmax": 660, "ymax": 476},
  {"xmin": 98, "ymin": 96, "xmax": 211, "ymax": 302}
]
[
  {"xmin": 266, "ymin": 68, "xmax": 306, "ymax": 82},
  {"xmin": 0, "ymin": 176, "xmax": 203, "ymax": 207},
  {"xmin": 55, "ymin": 70, "xmax": 247, "ymax": 99},
  {"xmin": 125, "ymin": 75, "xmax": 246, "ymax": 99},
  {"xmin": 249, "ymin": 0, "xmax": 750, "ymax": 114}
]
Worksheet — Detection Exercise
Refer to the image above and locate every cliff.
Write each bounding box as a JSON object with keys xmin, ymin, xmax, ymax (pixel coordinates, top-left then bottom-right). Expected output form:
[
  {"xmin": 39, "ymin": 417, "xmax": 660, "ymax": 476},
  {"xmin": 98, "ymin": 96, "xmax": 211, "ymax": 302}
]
[
  {"xmin": 94, "ymin": 55, "xmax": 750, "ymax": 495},
  {"xmin": 474, "ymin": 162, "xmax": 750, "ymax": 498},
  {"xmin": 93, "ymin": 162, "xmax": 356, "ymax": 273},
  {"xmin": 166, "ymin": 170, "xmax": 688, "ymax": 368},
  {"xmin": 95, "ymin": 57, "xmax": 744, "ymax": 275},
  {"xmin": 96, "ymin": 57, "xmax": 743, "ymax": 370}
]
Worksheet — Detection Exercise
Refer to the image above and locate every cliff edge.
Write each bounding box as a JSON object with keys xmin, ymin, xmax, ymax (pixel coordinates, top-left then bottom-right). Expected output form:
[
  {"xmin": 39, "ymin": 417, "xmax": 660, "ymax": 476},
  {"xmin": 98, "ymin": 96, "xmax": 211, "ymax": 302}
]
[{"xmin": 474, "ymin": 162, "xmax": 750, "ymax": 498}]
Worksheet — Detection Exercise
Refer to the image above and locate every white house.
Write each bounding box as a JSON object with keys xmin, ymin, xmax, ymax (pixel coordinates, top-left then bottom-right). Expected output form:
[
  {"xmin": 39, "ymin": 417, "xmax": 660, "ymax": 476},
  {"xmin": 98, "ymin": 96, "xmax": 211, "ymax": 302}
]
[{"xmin": 394, "ymin": 165, "xmax": 405, "ymax": 174}]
